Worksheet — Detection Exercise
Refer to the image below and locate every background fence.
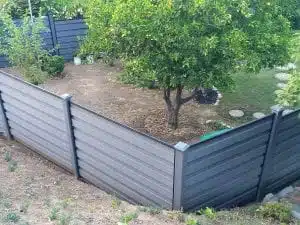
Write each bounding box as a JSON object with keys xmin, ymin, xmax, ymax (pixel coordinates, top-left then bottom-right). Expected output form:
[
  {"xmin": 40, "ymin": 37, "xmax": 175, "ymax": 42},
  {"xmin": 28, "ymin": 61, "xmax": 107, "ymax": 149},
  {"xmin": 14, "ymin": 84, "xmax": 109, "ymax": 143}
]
[
  {"xmin": 0, "ymin": 15, "xmax": 87, "ymax": 67},
  {"xmin": 0, "ymin": 70, "xmax": 299, "ymax": 211}
]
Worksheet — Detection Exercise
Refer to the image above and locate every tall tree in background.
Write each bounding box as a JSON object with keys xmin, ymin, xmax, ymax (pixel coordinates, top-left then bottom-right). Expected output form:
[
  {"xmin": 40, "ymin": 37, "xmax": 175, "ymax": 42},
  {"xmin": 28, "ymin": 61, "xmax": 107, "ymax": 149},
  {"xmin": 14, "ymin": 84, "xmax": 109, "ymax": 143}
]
[{"xmin": 83, "ymin": 0, "xmax": 293, "ymax": 129}]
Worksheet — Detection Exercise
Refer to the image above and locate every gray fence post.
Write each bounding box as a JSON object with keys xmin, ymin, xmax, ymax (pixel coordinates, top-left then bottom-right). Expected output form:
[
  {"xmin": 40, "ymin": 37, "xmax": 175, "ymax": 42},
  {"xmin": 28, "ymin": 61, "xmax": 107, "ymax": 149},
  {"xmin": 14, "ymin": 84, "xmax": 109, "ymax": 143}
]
[
  {"xmin": 0, "ymin": 91, "xmax": 12, "ymax": 140},
  {"xmin": 47, "ymin": 12, "xmax": 60, "ymax": 56},
  {"xmin": 62, "ymin": 94, "xmax": 79, "ymax": 179},
  {"xmin": 173, "ymin": 142, "xmax": 189, "ymax": 210},
  {"xmin": 256, "ymin": 110, "xmax": 283, "ymax": 201}
]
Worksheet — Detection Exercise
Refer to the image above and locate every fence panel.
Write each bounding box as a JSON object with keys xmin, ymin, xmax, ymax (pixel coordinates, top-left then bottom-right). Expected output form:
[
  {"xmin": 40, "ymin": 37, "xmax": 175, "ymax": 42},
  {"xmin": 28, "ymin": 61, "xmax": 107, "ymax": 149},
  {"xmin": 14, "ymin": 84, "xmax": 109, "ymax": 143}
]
[
  {"xmin": 0, "ymin": 17, "xmax": 53, "ymax": 67},
  {"xmin": 70, "ymin": 103, "xmax": 175, "ymax": 208},
  {"xmin": 0, "ymin": 112, "xmax": 3, "ymax": 135},
  {"xmin": 264, "ymin": 110, "xmax": 300, "ymax": 194},
  {"xmin": 181, "ymin": 115, "xmax": 274, "ymax": 211},
  {"xmin": 0, "ymin": 72, "xmax": 72, "ymax": 170},
  {"xmin": 55, "ymin": 19, "xmax": 88, "ymax": 61}
]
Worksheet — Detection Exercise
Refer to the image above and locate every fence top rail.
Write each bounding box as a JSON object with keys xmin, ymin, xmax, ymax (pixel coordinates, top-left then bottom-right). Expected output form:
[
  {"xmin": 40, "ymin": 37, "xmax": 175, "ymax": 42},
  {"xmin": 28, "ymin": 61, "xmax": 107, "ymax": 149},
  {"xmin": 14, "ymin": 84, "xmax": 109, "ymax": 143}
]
[
  {"xmin": 71, "ymin": 102, "xmax": 175, "ymax": 150},
  {"xmin": 0, "ymin": 70, "xmax": 64, "ymax": 100},
  {"xmin": 188, "ymin": 113, "xmax": 276, "ymax": 149}
]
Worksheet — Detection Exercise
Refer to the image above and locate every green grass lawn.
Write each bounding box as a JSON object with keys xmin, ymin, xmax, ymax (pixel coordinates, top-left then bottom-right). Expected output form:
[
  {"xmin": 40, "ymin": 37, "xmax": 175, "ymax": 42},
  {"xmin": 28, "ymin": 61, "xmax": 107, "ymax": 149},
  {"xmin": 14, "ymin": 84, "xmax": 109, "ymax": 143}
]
[{"xmin": 217, "ymin": 68, "xmax": 279, "ymax": 125}]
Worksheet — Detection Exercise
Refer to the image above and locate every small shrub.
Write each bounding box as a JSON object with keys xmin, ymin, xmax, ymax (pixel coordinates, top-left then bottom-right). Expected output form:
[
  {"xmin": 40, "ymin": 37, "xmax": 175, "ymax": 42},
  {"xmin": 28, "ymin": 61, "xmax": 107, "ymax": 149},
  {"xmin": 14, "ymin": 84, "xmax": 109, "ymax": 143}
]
[
  {"xmin": 42, "ymin": 55, "xmax": 65, "ymax": 77},
  {"xmin": 58, "ymin": 213, "xmax": 71, "ymax": 225},
  {"xmin": 5, "ymin": 212, "xmax": 20, "ymax": 223},
  {"xmin": 48, "ymin": 207, "xmax": 59, "ymax": 221},
  {"xmin": 4, "ymin": 151, "xmax": 12, "ymax": 162},
  {"xmin": 20, "ymin": 65, "xmax": 48, "ymax": 85},
  {"xmin": 111, "ymin": 196, "xmax": 121, "ymax": 209},
  {"xmin": 120, "ymin": 212, "xmax": 138, "ymax": 224},
  {"xmin": 8, "ymin": 160, "xmax": 18, "ymax": 172},
  {"xmin": 185, "ymin": 216, "xmax": 200, "ymax": 225},
  {"xmin": 257, "ymin": 202, "xmax": 292, "ymax": 223},
  {"xmin": 197, "ymin": 207, "xmax": 216, "ymax": 220}
]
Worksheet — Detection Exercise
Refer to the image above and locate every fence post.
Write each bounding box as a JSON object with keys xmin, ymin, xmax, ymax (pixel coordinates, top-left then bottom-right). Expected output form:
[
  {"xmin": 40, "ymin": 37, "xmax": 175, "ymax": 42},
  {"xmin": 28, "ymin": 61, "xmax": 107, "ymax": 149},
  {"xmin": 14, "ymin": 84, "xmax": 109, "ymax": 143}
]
[
  {"xmin": 62, "ymin": 94, "xmax": 79, "ymax": 179},
  {"xmin": 173, "ymin": 142, "xmax": 189, "ymax": 210},
  {"xmin": 0, "ymin": 91, "xmax": 12, "ymax": 140},
  {"xmin": 47, "ymin": 12, "xmax": 60, "ymax": 56},
  {"xmin": 256, "ymin": 110, "xmax": 283, "ymax": 201}
]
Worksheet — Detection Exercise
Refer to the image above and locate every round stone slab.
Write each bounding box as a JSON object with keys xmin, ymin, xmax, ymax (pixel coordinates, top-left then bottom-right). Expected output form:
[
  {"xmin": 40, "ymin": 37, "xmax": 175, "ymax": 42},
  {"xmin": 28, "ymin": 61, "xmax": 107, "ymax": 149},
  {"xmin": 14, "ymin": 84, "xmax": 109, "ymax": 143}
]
[
  {"xmin": 275, "ymin": 73, "xmax": 290, "ymax": 81},
  {"xmin": 229, "ymin": 110, "xmax": 244, "ymax": 118},
  {"xmin": 253, "ymin": 112, "xmax": 266, "ymax": 119},
  {"xmin": 276, "ymin": 63, "xmax": 297, "ymax": 72},
  {"xmin": 277, "ymin": 83, "xmax": 287, "ymax": 89}
]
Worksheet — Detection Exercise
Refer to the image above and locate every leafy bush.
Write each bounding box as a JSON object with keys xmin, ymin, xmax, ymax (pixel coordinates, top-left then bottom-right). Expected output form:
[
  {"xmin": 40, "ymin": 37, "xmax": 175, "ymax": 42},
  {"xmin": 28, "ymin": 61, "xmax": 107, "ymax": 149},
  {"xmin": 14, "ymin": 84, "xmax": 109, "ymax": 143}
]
[
  {"xmin": 120, "ymin": 212, "xmax": 138, "ymax": 224},
  {"xmin": 119, "ymin": 59, "xmax": 157, "ymax": 88},
  {"xmin": 0, "ymin": 13, "xmax": 49, "ymax": 84},
  {"xmin": 257, "ymin": 202, "xmax": 292, "ymax": 223},
  {"xmin": 8, "ymin": 160, "xmax": 18, "ymax": 172},
  {"xmin": 197, "ymin": 207, "xmax": 216, "ymax": 220},
  {"xmin": 5, "ymin": 212, "xmax": 20, "ymax": 223},
  {"xmin": 185, "ymin": 216, "xmax": 199, "ymax": 225},
  {"xmin": 42, "ymin": 55, "xmax": 65, "ymax": 77},
  {"xmin": 276, "ymin": 72, "xmax": 300, "ymax": 108}
]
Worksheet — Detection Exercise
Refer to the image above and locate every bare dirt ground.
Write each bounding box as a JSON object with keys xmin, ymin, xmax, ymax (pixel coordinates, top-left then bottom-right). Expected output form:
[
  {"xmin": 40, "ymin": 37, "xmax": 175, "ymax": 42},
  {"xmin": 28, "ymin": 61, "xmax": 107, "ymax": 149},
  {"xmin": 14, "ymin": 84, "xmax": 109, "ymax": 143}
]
[
  {"xmin": 1, "ymin": 137, "xmax": 298, "ymax": 225},
  {"xmin": 3, "ymin": 63, "xmax": 221, "ymax": 144}
]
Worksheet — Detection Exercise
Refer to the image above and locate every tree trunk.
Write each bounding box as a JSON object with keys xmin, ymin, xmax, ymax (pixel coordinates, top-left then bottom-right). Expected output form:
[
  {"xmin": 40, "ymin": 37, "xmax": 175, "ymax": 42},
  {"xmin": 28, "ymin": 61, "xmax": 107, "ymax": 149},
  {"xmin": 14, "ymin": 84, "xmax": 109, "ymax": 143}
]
[
  {"xmin": 167, "ymin": 106, "xmax": 180, "ymax": 129},
  {"xmin": 163, "ymin": 86, "xmax": 183, "ymax": 129}
]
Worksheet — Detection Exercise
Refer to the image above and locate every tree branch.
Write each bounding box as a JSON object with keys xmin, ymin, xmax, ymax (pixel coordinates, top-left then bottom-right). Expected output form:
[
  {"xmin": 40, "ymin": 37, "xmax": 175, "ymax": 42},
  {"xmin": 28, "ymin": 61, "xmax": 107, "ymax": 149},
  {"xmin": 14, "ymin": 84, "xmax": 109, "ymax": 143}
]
[{"xmin": 180, "ymin": 88, "xmax": 201, "ymax": 104}]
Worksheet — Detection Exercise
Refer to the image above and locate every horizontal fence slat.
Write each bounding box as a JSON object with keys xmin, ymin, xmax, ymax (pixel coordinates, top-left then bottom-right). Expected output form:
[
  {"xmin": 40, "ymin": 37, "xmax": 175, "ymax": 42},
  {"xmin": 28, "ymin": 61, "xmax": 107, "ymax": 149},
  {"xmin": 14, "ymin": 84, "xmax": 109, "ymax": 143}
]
[
  {"xmin": 185, "ymin": 145, "xmax": 266, "ymax": 179},
  {"xmin": 0, "ymin": 84, "xmax": 63, "ymax": 119},
  {"xmin": 75, "ymin": 139, "xmax": 172, "ymax": 189},
  {"xmin": 9, "ymin": 120, "xmax": 71, "ymax": 160},
  {"xmin": 276, "ymin": 124, "xmax": 300, "ymax": 143},
  {"xmin": 185, "ymin": 134, "xmax": 269, "ymax": 173},
  {"xmin": 276, "ymin": 133, "xmax": 300, "ymax": 154},
  {"xmin": 55, "ymin": 19, "xmax": 85, "ymax": 25},
  {"xmin": 6, "ymin": 111, "xmax": 68, "ymax": 148},
  {"xmin": 79, "ymin": 170, "xmax": 136, "ymax": 205},
  {"xmin": 183, "ymin": 156, "xmax": 264, "ymax": 199},
  {"xmin": 0, "ymin": 72, "xmax": 63, "ymax": 110},
  {"xmin": 55, "ymin": 23, "xmax": 88, "ymax": 32},
  {"xmin": 79, "ymin": 162, "xmax": 171, "ymax": 208},
  {"xmin": 77, "ymin": 152, "xmax": 172, "ymax": 207},
  {"xmin": 77, "ymin": 149, "xmax": 172, "ymax": 198},
  {"xmin": 186, "ymin": 116, "xmax": 273, "ymax": 162},
  {"xmin": 71, "ymin": 104, "xmax": 174, "ymax": 162},
  {"xmin": 2, "ymin": 97, "xmax": 65, "ymax": 132},
  {"xmin": 279, "ymin": 111, "xmax": 300, "ymax": 131},
  {"xmin": 56, "ymin": 29, "xmax": 88, "ymax": 38},
  {"xmin": 73, "ymin": 129, "xmax": 174, "ymax": 181},
  {"xmin": 4, "ymin": 104, "xmax": 67, "ymax": 140},
  {"xmin": 273, "ymin": 143, "xmax": 300, "ymax": 163},
  {"xmin": 72, "ymin": 118, "xmax": 173, "ymax": 169},
  {"xmin": 10, "ymin": 128, "xmax": 72, "ymax": 169}
]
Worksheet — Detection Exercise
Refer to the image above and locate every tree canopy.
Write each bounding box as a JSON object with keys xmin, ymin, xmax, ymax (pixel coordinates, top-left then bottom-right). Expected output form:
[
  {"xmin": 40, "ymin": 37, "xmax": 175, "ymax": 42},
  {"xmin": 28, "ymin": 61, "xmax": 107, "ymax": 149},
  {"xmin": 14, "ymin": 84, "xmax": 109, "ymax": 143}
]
[{"xmin": 84, "ymin": 0, "xmax": 293, "ymax": 128}]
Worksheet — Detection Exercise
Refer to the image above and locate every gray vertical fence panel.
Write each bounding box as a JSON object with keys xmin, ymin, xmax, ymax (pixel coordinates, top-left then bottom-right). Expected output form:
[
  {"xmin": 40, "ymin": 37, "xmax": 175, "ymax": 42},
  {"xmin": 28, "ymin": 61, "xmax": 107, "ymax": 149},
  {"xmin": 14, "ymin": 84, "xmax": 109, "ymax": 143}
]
[
  {"xmin": 264, "ymin": 109, "xmax": 300, "ymax": 194},
  {"xmin": 181, "ymin": 116, "xmax": 274, "ymax": 211},
  {"xmin": 55, "ymin": 19, "xmax": 88, "ymax": 61},
  {"xmin": 0, "ymin": 91, "xmax": 11, "ymax": 139},
  {"xmin": 0, "ymin": 17, "xmax": 87, "ymax": 68},
  {"xmin": 71, "ymin": 103, "xmax": 175, "ymax": 209},
  {"xmin": 0, "ymin": 71, "xmax": 72, "ymax": 170}
]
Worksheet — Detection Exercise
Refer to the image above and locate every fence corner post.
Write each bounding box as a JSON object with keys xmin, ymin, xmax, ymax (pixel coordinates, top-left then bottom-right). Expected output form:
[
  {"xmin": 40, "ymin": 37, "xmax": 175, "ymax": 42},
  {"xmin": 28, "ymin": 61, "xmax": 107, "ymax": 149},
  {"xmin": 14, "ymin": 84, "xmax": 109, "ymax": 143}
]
[
  {"xmin": 61, "ymin": 94, "xmax": 79, "ymax": 179},
  {"xmin": 256, "ymin": 109, "xmax": 283, "ymax": 201},
  {"xmin": 47, "ymin": 11, "xmax": 59, "ymax": 56},
  {"xmin": 0, "ymin": 91, "xmax": 12, "ymax": 140},
  {"xmin": 173, "ymin": 142, "xmax": 189, "ymax": 211}
]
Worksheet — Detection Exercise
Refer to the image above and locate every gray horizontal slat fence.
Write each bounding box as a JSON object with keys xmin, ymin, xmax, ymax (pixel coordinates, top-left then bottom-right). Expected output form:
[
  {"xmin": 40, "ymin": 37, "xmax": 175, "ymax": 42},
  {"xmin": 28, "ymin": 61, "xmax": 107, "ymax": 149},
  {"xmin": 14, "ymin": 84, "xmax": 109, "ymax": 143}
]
[
  {"xmin": 179, "ymin": 115, "xmax": 274, "ymax": 211},
  {"xmin": 0, "ymin": 71, "xmax": 72, "ymax": 170},
  {"xmin": 1, "ymin": 71, "xmax": 300, "ymax": 211},
  {"xmin": 70, "ymin": 103, "xmax": 175, "ymax": 208},
  {"xmin": 55, "ymin": 19, "xmax": 88, "ymax": 61},
  {"xmin": 264, "ymin": 110, "xmax": 300, "ymax": 194},
  {"xmin": 0, "ymin": 17, "xmax": 87, "ymax": 68}
]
